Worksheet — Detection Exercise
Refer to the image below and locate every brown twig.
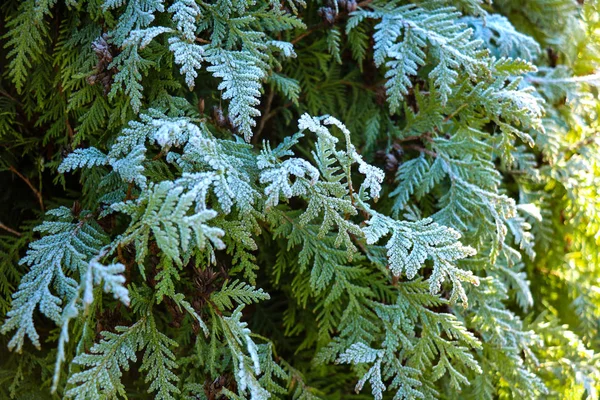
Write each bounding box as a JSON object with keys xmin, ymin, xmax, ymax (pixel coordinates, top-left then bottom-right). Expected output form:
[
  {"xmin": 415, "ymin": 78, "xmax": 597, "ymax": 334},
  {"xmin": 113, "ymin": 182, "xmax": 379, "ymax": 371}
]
[
  {"xmin": 117, "ymin": 244, "xmax": 134, "ymax": 284},
  {"xmin": 291, "ymin": 29, "xmax": 314, "ymax": 45},
  {"xmin": 66, "ymin": 117, "xmax": 74, "ymax": 140},
  {"xmin": 396, "ymin": 133, "xmax": 433, "ymax": 143},
  {"xmin": 444, "ymin": 103, "xmax": 468, "ymax": 122},
  {"xmin": 253, "ymin": 89, "xmax": 275, "ymax": 144},
  {"xmin": 0, "ymin": 89, "xmax": 22, "ymax": 105},
  {"xmin": 0, "ymin": 221, "xmax": 21, "ymax": 237},
  {"xmin": 207, "ymin": 299, "xmax": 224, "ymax": 317},
  {"xmin": 403, "ymin": 144, "xmax": 438, "ymax": 158},
  {"xmin": 152, "ymin": 150, "xmax": 166, "ymax": 160},
  {"xmin": 9, "ymin": 165, "xmax": 44, "ymax": 212},
  {"xmin": 125, "ymin": 182, "xmax": 134, "ymax": 201},
  {"xmin": 569, "ymin": 131, "xmax": 600, "ymax": 154}
]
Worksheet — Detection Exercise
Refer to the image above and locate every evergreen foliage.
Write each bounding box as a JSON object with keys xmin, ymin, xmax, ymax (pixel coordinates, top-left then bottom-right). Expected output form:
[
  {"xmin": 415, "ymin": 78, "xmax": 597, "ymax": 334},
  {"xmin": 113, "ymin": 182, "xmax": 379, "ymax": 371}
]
[{"xmin": 2, "ymin": 0, "xmax": 600, "ymax": 399}]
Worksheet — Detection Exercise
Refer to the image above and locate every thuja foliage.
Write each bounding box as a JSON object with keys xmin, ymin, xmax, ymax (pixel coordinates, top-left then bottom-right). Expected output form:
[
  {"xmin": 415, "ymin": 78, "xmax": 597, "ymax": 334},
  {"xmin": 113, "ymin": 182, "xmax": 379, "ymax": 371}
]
[{"xmin": 2, "ymin": 0, "xmax": 600, "ymax": 398}]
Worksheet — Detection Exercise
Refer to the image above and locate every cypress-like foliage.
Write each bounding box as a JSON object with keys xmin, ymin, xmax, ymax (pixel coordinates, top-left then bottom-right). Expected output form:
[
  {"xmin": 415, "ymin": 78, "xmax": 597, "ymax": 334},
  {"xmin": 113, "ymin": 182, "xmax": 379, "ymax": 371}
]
[{"xmin": 1, "ymin": 0, "xmax": 600, "ymax": 399}]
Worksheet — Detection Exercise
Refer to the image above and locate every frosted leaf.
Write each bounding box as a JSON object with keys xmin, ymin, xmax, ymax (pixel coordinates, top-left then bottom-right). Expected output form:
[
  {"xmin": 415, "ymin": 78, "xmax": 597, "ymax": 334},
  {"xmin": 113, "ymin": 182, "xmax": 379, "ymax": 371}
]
[
  {"xmin": 1, "ymin": 208, "xmax": 108, "ymax": 351},
  {"xmin": 357, "ymin": 160, "xmax": 384, "ymax": 201},
  {"xmin": 84, "ymin": 258, "xmax": 129, "ymax": 306},
  {"xmin": 124, "ymin": 27, "xmax": 173, "ymax": 49},
  {"xmin": 59, "ymin": 148, "xmax": 108, "ymax": 173},
  {"xmin": 168, "ymin": 0, "xmax": 201, "ymax": 41},
  {"xmin": 206, "ymin": 49, "xmax": 265, "ymax": 142},
  {"xmin": 363, "ymin": 212, "xmax": 477, "ymax": 304},
  {"xmin": 267, "ymin": 40, "xmax": 296, "ymax": 58},
  {"xmin": 169, "ymin": 37, "xmax": 204, "ymax": 89},
  {"xmin": 260, "ymin": 158, "xmax": 319, "ymax": 207}
]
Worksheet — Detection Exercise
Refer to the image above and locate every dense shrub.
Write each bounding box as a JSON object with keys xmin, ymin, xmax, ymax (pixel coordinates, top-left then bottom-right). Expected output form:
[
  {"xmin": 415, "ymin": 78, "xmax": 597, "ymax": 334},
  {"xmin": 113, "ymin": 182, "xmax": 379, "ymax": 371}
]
[{"xmin": 1, "ymin": 0, "xmax": 600, "ymax": 398}]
